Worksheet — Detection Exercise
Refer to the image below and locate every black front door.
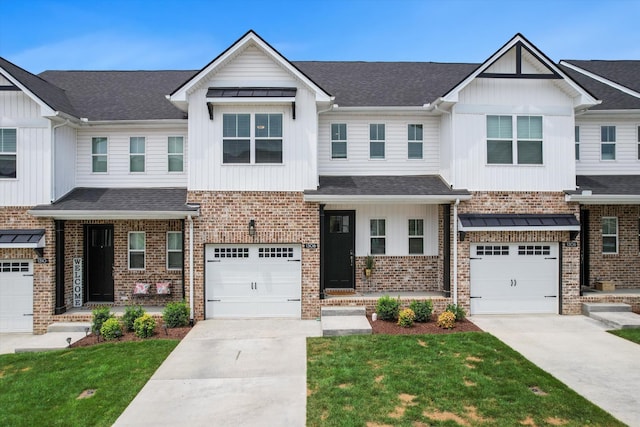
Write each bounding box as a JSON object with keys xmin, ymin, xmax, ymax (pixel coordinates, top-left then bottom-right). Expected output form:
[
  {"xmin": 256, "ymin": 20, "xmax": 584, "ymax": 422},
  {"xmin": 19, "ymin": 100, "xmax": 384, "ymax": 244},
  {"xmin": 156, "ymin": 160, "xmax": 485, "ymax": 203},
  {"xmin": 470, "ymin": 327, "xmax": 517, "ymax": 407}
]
[
  {"xmin": 323, "ymin": 211, "xmax": 355, "ymax": 290},
  {"xmin": 85, "ymin": 225, "xmax": 114, "ymax": 302}
]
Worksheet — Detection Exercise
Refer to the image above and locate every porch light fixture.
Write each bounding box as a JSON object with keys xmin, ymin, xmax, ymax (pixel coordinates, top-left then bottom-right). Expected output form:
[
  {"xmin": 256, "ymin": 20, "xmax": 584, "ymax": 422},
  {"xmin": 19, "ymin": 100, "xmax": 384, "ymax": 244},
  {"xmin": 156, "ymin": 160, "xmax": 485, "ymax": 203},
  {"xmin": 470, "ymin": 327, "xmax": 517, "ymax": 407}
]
[
  {"xmin": 248, "ymin": 219, "xmax": 256, "ymax": 237},
  {"xmin": 458, "ymin": 230, "xmax": 466, "ymax": 242}
]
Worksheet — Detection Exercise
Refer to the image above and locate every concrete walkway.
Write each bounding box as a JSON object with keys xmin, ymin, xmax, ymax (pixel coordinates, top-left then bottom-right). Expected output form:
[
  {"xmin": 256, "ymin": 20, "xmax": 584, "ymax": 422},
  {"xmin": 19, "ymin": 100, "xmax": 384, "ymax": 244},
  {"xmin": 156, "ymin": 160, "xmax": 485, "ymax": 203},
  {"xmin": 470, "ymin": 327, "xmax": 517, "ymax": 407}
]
[
  {"xmin": 0, "ymin": 332, "xmax": 86, "ymax": 354},
  {"xmin": 471, "ymin": 314, "xmax": 640, "ymax": 426},
  {"xmin": 113, "ymin": 319, "xmax": 322, "ymax": 427}
]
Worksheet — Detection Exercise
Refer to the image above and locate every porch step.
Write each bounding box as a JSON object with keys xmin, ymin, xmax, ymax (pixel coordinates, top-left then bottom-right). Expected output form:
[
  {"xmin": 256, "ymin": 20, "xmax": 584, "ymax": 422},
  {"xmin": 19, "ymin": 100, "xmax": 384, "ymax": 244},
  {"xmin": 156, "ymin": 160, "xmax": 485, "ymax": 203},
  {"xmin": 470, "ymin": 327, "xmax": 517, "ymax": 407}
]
[
  {"xmin": 582, "ymin": 303, "xmax": 632, "ymax": 315},
  {"xmin": 47, "ymin": 322, "xmax": 92, "ymax": 333},
  {"xmin": 588, "ymin": 311, "xmax": 640, "ymax": 330},
  {"xmin": 321, "ymin": 306, "xmax": 371, "ymax": 336},
  {"xmin": 321, "ymin": 306, "xmax": 366, "ymax": 317}
]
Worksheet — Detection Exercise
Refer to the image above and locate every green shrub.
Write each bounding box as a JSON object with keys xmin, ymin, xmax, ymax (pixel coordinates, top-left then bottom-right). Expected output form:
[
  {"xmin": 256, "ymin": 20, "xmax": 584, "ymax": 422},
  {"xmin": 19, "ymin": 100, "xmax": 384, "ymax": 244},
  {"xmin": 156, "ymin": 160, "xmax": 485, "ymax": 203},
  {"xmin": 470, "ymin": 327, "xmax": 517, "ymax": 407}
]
[
  {"xmin": 134, "ymin": 314, "xmax": 156, "ymax": 338},
  {"xmin": 163, "ymin": 301, "xmax": 190, "ymax": 328},
  {"xmin": 397, "ymin": 308, "xmax": 415, "ymax": 328},
  {"xmin": 409, "ymin": 300, "xmax": 433, "ymax": 322},
  {"xmin": 100, "ymin": 318, "xmax": 123, "ymax": 340},
  {"xmin": 437, "ymin": 311, "xmax": 456, "ymax": 329},
  {"xmin": 375, "ymin": 295, "xmax": 400, "ymax": 321},
  {"xmin": 91, "ymin": 306, "xmax": 113, "ymax": 335},
  {"xmin": 122, "ymin": 305, "xmax": 146, "ymax": 332},
  {"xmin": 445, "ymin": 303, "xmax": 466, "ymax": 321}
]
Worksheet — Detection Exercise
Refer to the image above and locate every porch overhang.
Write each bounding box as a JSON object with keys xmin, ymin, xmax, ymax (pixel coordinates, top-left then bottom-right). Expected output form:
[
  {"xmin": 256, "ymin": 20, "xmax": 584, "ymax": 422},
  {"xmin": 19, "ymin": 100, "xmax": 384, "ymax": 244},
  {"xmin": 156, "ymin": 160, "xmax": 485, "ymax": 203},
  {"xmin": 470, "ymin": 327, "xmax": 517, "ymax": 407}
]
[
  {"xmin": 304, "ymin": 175, "xmax": 471, "ymax": 204},
  {"xmin": 458, "ymin": 214, "xmax": 580, "ymax": 232},
  {"xmin": 567, "ymin": 175, "xmax": 640, "ymax": 205},
  {"xmin": 0, "ymin": 229, "xmax": 45, "ymax": 249},
  {"xmin": 565, "ymin": 194, "xmax": 640, "ymax": 205},
  {"xmin": 28, "ymin": 187, "xmax": 200, "ymax": 220}
]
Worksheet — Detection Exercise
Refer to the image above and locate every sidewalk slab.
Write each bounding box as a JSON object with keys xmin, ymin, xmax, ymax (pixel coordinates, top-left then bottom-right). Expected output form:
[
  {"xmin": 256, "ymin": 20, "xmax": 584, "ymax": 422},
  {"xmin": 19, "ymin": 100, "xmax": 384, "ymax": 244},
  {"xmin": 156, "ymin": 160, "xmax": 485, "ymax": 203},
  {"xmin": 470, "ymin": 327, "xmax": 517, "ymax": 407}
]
[{"xmin": 1, "ymin": 332, "xmax": 87, "ymax": 355}]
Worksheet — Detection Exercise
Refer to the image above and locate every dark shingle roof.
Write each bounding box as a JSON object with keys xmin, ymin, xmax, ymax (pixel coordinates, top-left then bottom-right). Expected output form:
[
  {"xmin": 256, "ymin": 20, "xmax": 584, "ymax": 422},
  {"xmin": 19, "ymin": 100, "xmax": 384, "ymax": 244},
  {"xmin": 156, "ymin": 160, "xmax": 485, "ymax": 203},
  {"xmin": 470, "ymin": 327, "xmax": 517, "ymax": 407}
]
[
  {"xmin": 0, "ymin": 229, "xmax": 45, "ymax": 244},
  {"xmin": 305, "ymin": 175, "xmax": 469, "ymax": 196},
  {"xmin": 0, "ymin": 57, "xmax": 78, "ymax": 117},
  {"xmin": 31, "ymin": 188, "xmax": 198, "ymax": 212},
  {"xmin": 459, "ymin": 214, "xmax": 579, "ymax": 229},
  {"xmin": 562, "ymin": 60, "xmax": 640, "ymax": 93},
  {"xmin": 293, "ymin": 61, "xmax": 479, "ymax": 106},
  {"xmin": 38, "ymin": 70, "xmax": 197, "ymax": 121},
  {"xmin": 575, "ymin": 175, "xmax": 640, "ymax": 196},
  {"xmin": 559, "ymin": 65, "xmax": 640, "ymax": 110}
]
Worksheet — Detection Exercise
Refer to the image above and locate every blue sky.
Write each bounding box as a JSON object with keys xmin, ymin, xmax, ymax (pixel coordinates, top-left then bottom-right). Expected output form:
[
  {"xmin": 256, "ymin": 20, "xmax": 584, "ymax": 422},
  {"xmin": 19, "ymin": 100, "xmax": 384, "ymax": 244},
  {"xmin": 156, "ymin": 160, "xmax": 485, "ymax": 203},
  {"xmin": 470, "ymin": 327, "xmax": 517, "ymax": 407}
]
[{"xmin": 1, "ymin": 0, "xmax": 639, "ymax": 73}]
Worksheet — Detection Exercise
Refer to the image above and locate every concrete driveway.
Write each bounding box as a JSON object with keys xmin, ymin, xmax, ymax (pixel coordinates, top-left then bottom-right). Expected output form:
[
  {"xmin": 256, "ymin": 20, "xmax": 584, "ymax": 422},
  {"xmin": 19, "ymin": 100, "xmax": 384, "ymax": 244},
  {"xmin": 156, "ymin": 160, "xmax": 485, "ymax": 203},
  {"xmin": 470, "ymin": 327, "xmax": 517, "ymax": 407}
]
[
  {"xmin": 113, "ymin": 319, "xmax": 322, "ymax": 427},
  {"xmin": 471, "ymin": 314, "xmax": 640, "ymax": 426}
]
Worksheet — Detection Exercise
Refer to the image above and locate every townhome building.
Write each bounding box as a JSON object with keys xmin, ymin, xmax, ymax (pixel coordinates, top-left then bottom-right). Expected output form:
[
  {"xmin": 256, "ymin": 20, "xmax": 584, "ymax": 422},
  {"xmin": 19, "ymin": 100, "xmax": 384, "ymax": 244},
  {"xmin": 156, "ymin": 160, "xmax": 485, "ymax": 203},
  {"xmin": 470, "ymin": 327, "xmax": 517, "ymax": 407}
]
[{"xmin": 1, "ymin": 31, "xmax": 638, "ymax": 334}]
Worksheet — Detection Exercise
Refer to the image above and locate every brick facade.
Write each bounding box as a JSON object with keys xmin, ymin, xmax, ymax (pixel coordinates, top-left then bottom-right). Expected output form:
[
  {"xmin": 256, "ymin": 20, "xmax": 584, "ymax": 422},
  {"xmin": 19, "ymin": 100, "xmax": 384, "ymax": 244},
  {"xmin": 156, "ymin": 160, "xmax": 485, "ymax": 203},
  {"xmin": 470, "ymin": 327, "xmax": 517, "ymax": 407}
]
[
  {"xmin": 186, "ymin": 191, "xmax": 320, "ymax": 320},
  {"xmin": 354, "ymin": 256, "xmax": 440, "ymax": 293},
  {"xmin": 581, "ymin": 205, "xmax": 640, "ymax": 288}
]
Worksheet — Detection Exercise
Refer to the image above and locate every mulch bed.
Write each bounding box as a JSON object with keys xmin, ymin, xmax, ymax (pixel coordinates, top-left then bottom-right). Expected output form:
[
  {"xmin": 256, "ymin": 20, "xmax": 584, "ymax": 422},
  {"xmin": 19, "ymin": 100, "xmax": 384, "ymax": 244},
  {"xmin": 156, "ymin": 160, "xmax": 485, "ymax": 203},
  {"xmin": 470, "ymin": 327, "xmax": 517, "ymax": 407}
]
[
  {"xmin": 368, "ymin": 314, "xmax": 483, "ymax": 335},
  {"xmin": 70, "ymin": 324, "xmax": 192, "ymax": 348}
]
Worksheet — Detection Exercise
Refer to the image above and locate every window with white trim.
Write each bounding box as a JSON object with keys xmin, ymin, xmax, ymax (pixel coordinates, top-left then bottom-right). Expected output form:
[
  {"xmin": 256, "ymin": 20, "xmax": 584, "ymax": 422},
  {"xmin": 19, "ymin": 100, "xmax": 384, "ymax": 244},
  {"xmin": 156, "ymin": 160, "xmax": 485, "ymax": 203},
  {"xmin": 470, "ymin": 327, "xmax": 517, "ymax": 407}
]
[
  {"xmin": 130, "ymin": 137, "xmax": 145, "ymax": 172},
  {"xmin": 369, "ymin": 124, "xmax": 385, "ymax": 159},
  {"xmin": 637, "ymin": 126, "xmax": 640, "ymax": 160},
  {"xmin": 167, "ymin": 231, "xmax": 182, "ymax": 270},
  {"xmin": 601, "ymin": 126, "xmax": 616, "ymax": 160},
  {"xmin": 222, "ymin": 113, "xmax": 283, "ymax": 164},
  {"xmin": 331, "ymin": 123, "xmax": 347, "ymax": 159},
  {"xmin": 487, "ymin": 115, "xmax": 542, "ymax": 164},
  {"xmin": 168, "ymin": 136, "xmax": 184, "ymax": 172},
  {"xmin": 408, "ymin": 219, "xmax": 424, "ymax": 254},
  {"xmin": 408, "ymin": 124, "xmax": 423, "ymax": 159},
  {"xmin": 370, "ymin": 219, "xmax": 386, "ymax": 254},
  {"xmin": 92, "ymin": 137, "xmax": 107, "ymax": 173},
  {"xmin": 0, "ymin": 128, "xmax": 17, "ymax": 179},
  {"xmin": 128, "ymin": 232, "xmax": 146, "ymax": 270},
  {"xmin": 575, "ymin": 126, "xmax": 580, "ymax": 161},
  {"xmin": 602, "ymin": 217, "xmax": 618, "ymax": 254}
]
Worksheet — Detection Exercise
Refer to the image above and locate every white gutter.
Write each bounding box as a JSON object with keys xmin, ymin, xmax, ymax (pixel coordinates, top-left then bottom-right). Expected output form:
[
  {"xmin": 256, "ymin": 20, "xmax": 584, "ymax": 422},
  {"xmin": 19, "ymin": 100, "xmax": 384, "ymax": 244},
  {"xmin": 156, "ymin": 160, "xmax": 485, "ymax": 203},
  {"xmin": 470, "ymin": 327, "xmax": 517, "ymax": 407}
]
[
  {"xmin": 453, "ymin": 198, "xmax": 460, "ymax": 305},
  {"xmin": 565, "ymin": 194, "xmax": 640, "ymax": 204},
  {"xmin": 331, "ymin": 106, "xmax": 431, "ymax": 112},
  {"xmin": 27, "ymin": 210, "xmax": 200, "ymax": 220},
  {"xmin": 303, "ymin": 194, "xmax": 472, "ymax": 204},
  {"xmin": 188, "ymin": 215, "xmax": 194, "ymax": 323},
  {"xmin": 50, "ymin": 119, "xmax": 70, "ymax": 202}
]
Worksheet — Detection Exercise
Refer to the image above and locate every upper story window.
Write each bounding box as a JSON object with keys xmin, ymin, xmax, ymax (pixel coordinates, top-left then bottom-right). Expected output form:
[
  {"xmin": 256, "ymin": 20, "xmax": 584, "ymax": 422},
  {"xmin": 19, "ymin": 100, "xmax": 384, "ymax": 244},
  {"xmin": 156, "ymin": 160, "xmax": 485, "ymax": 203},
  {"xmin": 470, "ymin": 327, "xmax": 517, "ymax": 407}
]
[
  {"xmin": 408, "ymin": 124, "xmax": 423, "ymax": 159},
  {"xmin": 128, "ymin": 231, "xmax": 146, "ymax": 270},
  {"xmin": 575, "ymin": 126, "xmax": 580, "ymax": 161},
  {"xmin": 168, "ymin": 136, "xmax": 184, "ymax": 172},
  {"xmin": 602, "ymin": 217, "xmax": 618, "ymax": 254},
  {"xmin": 369, "ymin": 124, "xmax": 385, "ymax": 159},
  {"xmin": 637, "ymin": 126, "xmax": 640, "ymax": 160},
  {"xmin": 0, "ymin": 128, "xmax": 17, "ymax": 179},
  {"xmin": 92, "ymin": 137, "xmax": 108, "ymax": 173},
  {"xmin": 408, "ymin": 219, "xmax": 424, "ymax": 254},
  {"xmin": 486, "ymin": 115, "xmax": 543, "ymax": 165},
  {"xmin": 129, "ymin": 137, "xmax": 145, "ymax": 172},
  {"xmin": 222, "ymin": 113, "xmax": 283, "ymax": 164},
  {"xmin": 331, "ymin": 123, "xmax": 347, "ymax": 159},
  {"xmin": 601, "ymin": 126, "xmax": 616, "ymax": 160},
  {"xmin": 370, "ymin": 218, "xmax": 386, "ymax": 254},
  {"xmin": 167, "ymin": 231, "xmax": 183, "ymax": 270}
]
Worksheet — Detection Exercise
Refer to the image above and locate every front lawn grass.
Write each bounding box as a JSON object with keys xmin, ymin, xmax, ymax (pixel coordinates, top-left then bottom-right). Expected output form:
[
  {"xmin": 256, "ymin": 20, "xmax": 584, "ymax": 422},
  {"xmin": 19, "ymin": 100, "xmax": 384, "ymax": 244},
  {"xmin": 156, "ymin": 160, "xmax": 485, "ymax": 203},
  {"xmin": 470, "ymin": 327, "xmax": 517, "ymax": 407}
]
[
  {"xmin": 609, "ymin": 328, "xmax": 640, "ymax": 345},
  {"xmin": 0, "ymin": 340, "xmax": 178, "ymax": 427},
  {"xmin": 307, "ymin": 333, "xmax": 623, "ymax": 426}
]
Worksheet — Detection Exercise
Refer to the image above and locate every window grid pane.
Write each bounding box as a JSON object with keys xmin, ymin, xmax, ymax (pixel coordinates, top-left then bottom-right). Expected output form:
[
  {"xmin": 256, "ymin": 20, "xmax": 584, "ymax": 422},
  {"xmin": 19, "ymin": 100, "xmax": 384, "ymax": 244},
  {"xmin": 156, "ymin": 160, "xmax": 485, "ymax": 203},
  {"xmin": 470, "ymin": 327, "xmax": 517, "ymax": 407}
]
[
  {"xmin": 602, "ymin": 217, "xmax": 618, "ymax": 254},
  {"xmin": 0, "ymin": 129, "xmax": 17, "ymax": 179},
  {"xmin": 167, "ymin": 232, "xmax": 182, "ymax": 270},
  {"xmin": 129, "ymin": 232, "xmax": 145, "ymax": 270},
  {"xmin": 487, "ymin": 140, "xmax": 513, "ymax": 164},
  {"xmin": 331, "ymin": 124, "xmax": 347, "ymax": 159}
]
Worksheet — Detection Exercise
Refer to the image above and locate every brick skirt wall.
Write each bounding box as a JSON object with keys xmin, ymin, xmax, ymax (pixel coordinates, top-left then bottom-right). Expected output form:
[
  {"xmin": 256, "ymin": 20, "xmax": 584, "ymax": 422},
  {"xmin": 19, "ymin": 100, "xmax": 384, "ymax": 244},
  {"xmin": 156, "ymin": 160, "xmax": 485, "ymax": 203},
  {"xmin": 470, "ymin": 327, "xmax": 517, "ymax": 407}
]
[{"xmin": 354, "ymin": 256, "xmax": 440, "ymax": 293}]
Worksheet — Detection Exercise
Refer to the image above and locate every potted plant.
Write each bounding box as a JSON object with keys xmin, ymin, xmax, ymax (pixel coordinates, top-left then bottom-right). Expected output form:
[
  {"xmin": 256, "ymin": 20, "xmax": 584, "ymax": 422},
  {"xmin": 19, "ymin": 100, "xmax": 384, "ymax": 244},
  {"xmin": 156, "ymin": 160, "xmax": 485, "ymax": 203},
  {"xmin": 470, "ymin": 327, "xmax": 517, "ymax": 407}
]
[{"xmin": 364, "ymin": 254, "xmax": 375, "ymax": 278}]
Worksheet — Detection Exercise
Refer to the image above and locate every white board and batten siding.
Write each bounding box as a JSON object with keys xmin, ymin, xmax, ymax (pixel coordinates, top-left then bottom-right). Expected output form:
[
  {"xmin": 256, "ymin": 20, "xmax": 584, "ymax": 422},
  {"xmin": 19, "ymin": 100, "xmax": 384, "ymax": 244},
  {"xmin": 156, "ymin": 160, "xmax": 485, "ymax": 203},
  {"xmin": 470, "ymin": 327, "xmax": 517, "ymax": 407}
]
[
  {"xmin": 75, "ymin": 127, "xmax": 188, "ymax": 188},
  {"xmin": 318, "ymin": 113, "xmax": 440, "ymax": 176},
  {"xmin": 324, "ymin": 204, "xmax": 438, "ymax": 256},
  {"xmin": 0, "ymin": 91, "xmax": 52, "ymax": 205},
  {"xmin": 187, "ymin": 45, "xmax": 319, "ymax": 191},
  {"xmin": 53, "ymin": 124, "xmax": 76, "ymax": 200},
  {"xmin": 575, "ymin": 116, "xmax": 640, "ymax": 175},
  {"xmin": 451, "ymin": 78, "xmax": 577, "ymax": 192}
]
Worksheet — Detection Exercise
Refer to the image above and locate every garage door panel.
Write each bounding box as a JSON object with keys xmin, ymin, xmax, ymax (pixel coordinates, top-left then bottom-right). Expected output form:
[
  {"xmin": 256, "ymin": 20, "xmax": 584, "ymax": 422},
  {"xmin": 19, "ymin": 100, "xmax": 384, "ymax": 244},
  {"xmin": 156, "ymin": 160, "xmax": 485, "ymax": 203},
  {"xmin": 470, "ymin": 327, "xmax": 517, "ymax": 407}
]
[{"xmin": 0, "ymin": 260, "xmax": 34, "ymax": 333}]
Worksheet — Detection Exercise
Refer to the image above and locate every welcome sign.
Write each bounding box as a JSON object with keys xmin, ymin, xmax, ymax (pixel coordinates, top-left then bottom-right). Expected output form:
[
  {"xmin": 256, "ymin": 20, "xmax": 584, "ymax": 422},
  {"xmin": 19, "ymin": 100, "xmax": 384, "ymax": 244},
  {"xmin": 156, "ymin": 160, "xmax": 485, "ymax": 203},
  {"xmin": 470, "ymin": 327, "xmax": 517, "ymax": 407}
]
[{"xmin": 73, "ymin": 258, "xmax": 83, "ymax": 307}]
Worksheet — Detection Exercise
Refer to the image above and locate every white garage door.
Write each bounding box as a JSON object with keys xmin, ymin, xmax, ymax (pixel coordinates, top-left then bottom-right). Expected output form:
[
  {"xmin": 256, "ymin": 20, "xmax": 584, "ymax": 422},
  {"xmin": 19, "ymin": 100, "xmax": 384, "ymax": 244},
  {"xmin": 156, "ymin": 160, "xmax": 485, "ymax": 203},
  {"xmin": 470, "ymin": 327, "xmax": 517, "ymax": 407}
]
[
  {"xmin": 470, "ymin": 243, "xmax": 558, "ymax": 315},
  {"xmin": 205, "ymin": 244, "xmax": 301, "ymax": 318},
  {"xmin": 0, "ymin": 260, "xmax": 34, "ymax": 333}
]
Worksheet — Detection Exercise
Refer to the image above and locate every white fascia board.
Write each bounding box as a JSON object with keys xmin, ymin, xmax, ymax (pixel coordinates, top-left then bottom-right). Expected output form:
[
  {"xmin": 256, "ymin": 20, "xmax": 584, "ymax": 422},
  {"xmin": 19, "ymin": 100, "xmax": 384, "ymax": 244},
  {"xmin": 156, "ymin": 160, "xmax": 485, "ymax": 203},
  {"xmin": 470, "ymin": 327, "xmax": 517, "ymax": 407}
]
[
  {"xmin": 0, "ymin": 69, "xmax": 57, "ymax": 117},
  {"xmin": 28, "ymin": 210, "xmax": 200, "ymax": 220},
  {"xmin": 206, "ymin": 97, "xmax": 296, "ymax": 104},
  {"xmin": 330, "ymin": 106, "xmax": 431, "ymax": 113},
  {"xmin": 80, "ymin": 119, "xmax": 188, "ymax": 128},
  {"xmin": 565, "ymin": 194, "xmax": 640, "ymax": 204},
  {"xmin": 304, "ymin": 194, "xmax": 472, "ymax": 204},
  {"xmin": 560, "ymin": 61, "xmax": 640, "ymax": 99}
]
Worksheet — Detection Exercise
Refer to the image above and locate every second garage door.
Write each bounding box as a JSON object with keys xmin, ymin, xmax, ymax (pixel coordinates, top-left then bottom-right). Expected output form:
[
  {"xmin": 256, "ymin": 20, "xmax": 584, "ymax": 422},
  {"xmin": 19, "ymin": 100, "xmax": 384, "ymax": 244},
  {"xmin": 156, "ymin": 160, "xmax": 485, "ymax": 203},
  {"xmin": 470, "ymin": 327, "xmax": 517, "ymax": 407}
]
[
  {"xmin": 470, "ymin": 243, "xmax": 559, "ymax": 315},
  {"xmin": 0, "ymin": 260, "xmax": 34, "ymax": 333},
  {"xmin": 205, "ymin": 244, "xmax": 301, "ymax": 318}
]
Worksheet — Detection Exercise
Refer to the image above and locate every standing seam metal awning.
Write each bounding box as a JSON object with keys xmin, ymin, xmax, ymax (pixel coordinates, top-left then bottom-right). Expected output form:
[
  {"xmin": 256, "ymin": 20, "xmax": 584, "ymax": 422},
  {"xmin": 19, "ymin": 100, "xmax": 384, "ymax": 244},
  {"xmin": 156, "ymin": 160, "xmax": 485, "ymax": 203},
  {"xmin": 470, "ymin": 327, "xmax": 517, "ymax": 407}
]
[
  {"xmin": 458, "ymin": 214, "xmax": 580, "ymax": 231},
  {"xmin": 0, "ymin": 229, "xmax": 46, "ymax": 248}
]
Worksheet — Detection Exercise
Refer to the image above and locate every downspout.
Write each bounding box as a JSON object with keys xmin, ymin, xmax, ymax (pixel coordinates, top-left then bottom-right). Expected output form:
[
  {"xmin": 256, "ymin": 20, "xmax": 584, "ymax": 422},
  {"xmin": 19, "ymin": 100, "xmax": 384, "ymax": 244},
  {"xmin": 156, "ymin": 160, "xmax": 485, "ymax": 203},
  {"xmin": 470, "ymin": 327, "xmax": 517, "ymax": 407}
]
[
  {"xmin": 453, "ymin": 198, "xmax": 460, "ymax": 305},
  {"xmin": 50, "ymin": 119, "xmax": 69, "ymax": 202},
  {"xmin": 188, "ymin": 215, "xmax": 194, "ymax": 325}
]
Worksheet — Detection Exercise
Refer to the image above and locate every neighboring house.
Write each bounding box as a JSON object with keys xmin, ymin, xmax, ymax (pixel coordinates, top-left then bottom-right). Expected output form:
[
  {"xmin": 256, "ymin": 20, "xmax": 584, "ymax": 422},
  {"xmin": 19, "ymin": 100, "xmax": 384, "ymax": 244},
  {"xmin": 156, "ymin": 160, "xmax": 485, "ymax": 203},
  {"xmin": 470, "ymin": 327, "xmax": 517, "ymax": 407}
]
[{"xmin": 1, "ymin": 31, "xmax": 638, "ymax": 334}]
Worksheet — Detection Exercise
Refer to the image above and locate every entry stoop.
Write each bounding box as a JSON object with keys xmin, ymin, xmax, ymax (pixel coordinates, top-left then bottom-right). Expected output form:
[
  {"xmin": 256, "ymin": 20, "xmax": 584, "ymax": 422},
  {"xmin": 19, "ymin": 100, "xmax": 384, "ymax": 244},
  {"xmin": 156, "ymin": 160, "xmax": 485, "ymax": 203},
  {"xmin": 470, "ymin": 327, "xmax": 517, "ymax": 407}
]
[
  {"xmin": 321, "ymin": 306, "xmax": 372, "ymax": 337},
  {"xmin": 582, "ymin": 303, "xmax": 640, "ymax": 329},
  {"xmin": 47, "ymin": 322, "xmax": 92, "ymax": 333}
]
